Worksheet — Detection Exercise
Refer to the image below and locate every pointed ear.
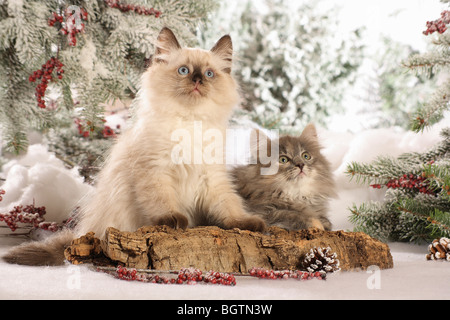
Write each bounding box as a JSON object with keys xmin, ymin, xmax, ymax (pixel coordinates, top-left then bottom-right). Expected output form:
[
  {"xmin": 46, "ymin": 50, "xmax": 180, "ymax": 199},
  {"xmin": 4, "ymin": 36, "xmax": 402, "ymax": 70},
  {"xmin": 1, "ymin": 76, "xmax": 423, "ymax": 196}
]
[
  {"xmin": 300, "ymin": 123, "xmax": 318, "ymax": 141},
  {"xmin": 154, "ymin": 27, "xmax": 181, "ymax": 63},
  {"xmin": 211, "ymin": 35, "xmax": 233, "ymax": 73}
]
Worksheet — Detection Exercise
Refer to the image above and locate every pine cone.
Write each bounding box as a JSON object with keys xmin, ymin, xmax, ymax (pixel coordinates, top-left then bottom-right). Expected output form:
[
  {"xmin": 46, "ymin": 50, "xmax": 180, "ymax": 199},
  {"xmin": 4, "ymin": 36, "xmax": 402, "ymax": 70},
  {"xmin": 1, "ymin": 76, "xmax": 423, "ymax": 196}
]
[
  {"xmin": 301, "ymin": 247, "xmax": 340, "ymax": 274},
  {"xmin": 426, "ymin": 237, "xmax": 450, "ymax": 261}
]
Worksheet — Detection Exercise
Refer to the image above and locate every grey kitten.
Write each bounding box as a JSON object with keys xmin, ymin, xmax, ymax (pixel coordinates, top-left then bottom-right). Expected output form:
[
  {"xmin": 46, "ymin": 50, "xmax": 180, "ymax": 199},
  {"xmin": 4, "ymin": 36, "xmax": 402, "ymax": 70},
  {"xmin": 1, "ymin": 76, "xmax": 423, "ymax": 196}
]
[{"xmin": 231, "ymin": 124, "xmax": 337, "ymax": 231}]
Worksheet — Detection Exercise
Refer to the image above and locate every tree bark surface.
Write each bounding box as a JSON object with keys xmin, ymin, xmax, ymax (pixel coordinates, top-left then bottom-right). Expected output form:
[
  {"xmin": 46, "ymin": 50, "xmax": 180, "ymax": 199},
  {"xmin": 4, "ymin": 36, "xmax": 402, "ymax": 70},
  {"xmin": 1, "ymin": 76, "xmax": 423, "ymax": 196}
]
[{"xmin": 65, "ymin": 226, "xmax": 394, "ymax": 272}]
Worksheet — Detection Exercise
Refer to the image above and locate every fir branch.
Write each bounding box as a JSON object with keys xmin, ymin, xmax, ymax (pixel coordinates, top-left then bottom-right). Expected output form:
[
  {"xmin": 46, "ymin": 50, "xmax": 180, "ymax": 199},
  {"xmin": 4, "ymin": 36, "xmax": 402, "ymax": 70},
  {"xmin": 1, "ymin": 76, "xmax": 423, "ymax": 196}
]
[
  {"xmin": 349, "ymin": 202, "xmax": 398, "ymax": 242},
  {"xmin": 0, "ymin": 0, "xmax": 218, "ymax": 154},
  {"xmin": 432, "ymin": 31, "xmax": 450, "ymax": 49},
  {"xmin": 413, "ymin": 191, "xmax": 450, "ymax": 212},
  {"xmin": 4, "ymin": 128, "xmax": 28, "ymax": 155},
  {"xmin": 404, "ymin": 52, "xmax": 450, "ymax": 75},
  {"xmin": 427, "ymin": 208, "xmax": 450, "ymax": 237},
  {"xmin": 410, "ymin": 80, "xmax": 450, "ymax": 132},
  {"xmin": 346, "ymin": 156, "xmax": 421, "ymax": 185},
  {"xmin": 397, "ymin": 203, "xmax": 450, "ymax": 240},
  {"xmin": 423, "ymin": 160, "xmax": 450, "ymax": 199},
  {"xmin": 350, "ymin": 194, "xmax": 450, "ymax": 243},
  {"xmin": 346, "ymin": 161, "xmax": 378, "ymax": 184},
  {"xmin": 105, "ymin": 0, "xmax": 162, "ymax": 18},
  {"xmin": 347, "ymin": 7, "xmax": 450, "ymax": 243},
  {"xmin": 398, "ymin": 128, "xmax": 450, "ymax": 164}
]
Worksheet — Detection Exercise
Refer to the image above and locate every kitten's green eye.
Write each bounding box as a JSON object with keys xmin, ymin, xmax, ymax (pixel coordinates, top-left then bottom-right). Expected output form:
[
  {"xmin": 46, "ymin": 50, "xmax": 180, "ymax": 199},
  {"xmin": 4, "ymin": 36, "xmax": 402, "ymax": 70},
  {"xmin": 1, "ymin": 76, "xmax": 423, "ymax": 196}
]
[
  {"xmin": 178, "ymin": 66, "xmax": 189, "ymax": 75},
  {"xmin": 205, "ymin": 70, "xmax": 214, "ymax": 78},
  {"xmin": 302, "ymin": 152, "xmax": 312, "ymax": 160},
  {"xmin": 279, "ymin": 156, "xmax": 289, "ymax": 164}
]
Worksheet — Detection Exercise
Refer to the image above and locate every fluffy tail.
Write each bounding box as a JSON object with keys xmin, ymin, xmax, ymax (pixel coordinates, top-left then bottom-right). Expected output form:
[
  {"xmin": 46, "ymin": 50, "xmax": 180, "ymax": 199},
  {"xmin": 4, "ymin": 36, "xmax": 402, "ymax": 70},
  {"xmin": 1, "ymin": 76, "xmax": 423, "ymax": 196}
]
[{"xmin": 2, "ymin": 229, "xmax": 74, "ymax": 266}]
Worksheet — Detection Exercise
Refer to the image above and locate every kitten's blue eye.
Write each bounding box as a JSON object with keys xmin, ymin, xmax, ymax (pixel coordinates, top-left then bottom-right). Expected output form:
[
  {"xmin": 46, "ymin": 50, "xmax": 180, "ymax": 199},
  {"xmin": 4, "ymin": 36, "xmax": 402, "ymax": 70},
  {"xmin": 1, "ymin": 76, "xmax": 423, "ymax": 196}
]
[
  {"xmin": 178, "ymin": 66, "xmax": 189, "ymax": 75},
  {"xmin": 205, "ymin": 70, "xmax": 214, "ymax": 78}
]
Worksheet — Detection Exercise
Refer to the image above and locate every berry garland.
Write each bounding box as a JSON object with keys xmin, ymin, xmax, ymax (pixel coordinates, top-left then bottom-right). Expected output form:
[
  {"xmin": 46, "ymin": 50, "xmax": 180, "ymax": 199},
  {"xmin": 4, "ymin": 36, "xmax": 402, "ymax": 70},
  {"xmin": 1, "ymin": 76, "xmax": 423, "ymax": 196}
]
[
  {"xmin": 105, "ymin": 0, "xmax": 162, "ymax": 18},
  {"xmin": 48, "ymin": 8, "xmax": 88, "ymax": 46},
  {"xmin": 48, "ymin": 12, "xmax": 64, "ymax": 26},
  {"xmin": 248, "ymin": 267, "xmax": 327, "ymax": 280},
  {"xmin": 29, "ymin": 57, "xmax": 64, "ymax": 109},
  {"xmin": 30, "ymin": 6, "xmax": 89, "ymax": 109},
  {"xmin": 93, "ymin": 247, "xmax": 340, "ymax": 285},
  {"xmin": 370, "ymin": 173, "xmax": 434, "ymax": 195},
  {"xmin": 30, "ymin": 2, "xmax": 160, "ymax": 111},
  {"xmin": 96, "ymin": 265, "xmax": 330, "ymax": 286},
  {"xmin": 102, "ymin": 125, "xmax": 117, "ymax": 139},
  {"xmin": 0, "ymin": 189, "xmax": 59, "ymax": 233},
  {"xmin": 100, "ymin": 266, "xmax": 237, "ymax": 286},
  {"xmin": 74, "ymin": 118, "xmax": 117, "ymax": 139}
]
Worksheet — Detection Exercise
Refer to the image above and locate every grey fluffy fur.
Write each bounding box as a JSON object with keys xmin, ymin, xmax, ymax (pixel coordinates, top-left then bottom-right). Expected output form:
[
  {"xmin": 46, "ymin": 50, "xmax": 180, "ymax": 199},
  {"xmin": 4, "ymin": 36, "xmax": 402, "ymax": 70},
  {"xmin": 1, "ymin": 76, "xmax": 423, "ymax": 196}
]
[{"xmin": 231, "ymin": 124, "xmax": 337, "ymax": 230}]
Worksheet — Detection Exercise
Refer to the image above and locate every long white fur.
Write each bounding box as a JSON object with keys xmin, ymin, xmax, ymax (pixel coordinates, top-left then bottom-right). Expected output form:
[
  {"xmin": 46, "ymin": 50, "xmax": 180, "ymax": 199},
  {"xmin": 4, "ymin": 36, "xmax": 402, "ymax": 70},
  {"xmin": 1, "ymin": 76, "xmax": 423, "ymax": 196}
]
[{"xmin": 75, "ymin": 32, "xmax": 253, "ymax": 238}]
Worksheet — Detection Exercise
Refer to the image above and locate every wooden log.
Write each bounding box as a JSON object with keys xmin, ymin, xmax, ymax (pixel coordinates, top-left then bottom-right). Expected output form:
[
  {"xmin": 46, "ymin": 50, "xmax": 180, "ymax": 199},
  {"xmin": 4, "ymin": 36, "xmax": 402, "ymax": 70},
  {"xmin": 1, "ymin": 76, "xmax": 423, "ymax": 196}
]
[
  {"xmin": 65, "ymin": 226, "xmax": 394, "ymax": 272},
  {"xmin": 64, "ymin": 232, "xmax": 102, "ymax": 265}
]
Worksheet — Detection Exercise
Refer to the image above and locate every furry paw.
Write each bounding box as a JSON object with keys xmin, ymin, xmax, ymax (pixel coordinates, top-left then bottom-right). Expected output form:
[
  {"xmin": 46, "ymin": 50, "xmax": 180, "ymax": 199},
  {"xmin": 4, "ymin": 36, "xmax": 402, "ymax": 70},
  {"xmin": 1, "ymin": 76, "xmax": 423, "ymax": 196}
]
[
  {"xmin": 223, "ymin": 216, "xmax": 267, "ymax": 233},
  {"xmin": 309, "ymin": 218, "xmax": 325, "ymax": 230},
  {"xmin": 154, "ymin": 212, "xmax": 189, "ymax": 229},
  {"xmin": 309, "ymin": 217, "xmax": 332, "ymax": 231}
]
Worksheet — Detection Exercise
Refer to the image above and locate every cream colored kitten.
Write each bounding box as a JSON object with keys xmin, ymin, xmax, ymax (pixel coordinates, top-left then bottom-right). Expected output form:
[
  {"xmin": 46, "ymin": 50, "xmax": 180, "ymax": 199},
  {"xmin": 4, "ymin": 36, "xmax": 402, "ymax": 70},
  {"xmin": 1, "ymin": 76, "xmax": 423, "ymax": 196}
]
[{"xmin": 3, "ymin": 28, "xmax": 265, "ymax": 266}]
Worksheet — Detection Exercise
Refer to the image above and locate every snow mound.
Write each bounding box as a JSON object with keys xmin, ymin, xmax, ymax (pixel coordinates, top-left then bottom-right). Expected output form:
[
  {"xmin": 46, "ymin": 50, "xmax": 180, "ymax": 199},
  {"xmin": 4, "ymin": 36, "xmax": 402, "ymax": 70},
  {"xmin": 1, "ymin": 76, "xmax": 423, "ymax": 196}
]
[{"xmin": 0, "ymin": 144, "xmax": 92, "ymax": 224}]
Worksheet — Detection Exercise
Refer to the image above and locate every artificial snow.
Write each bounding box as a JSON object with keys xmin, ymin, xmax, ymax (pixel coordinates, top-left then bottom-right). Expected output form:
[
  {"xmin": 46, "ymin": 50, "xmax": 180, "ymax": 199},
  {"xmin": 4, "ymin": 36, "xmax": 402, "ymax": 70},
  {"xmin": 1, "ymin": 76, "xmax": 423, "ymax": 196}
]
[
  {"xmin": 0, "ymin": 144, "xmax": 92, "ymax": 223},
  {"xmin": 0, "ymin": 116, "xmax": 449, "ymax": 300},
  {"xmin": 0, "ymin": 238, "xmax": 448, "ymax": 300}
]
